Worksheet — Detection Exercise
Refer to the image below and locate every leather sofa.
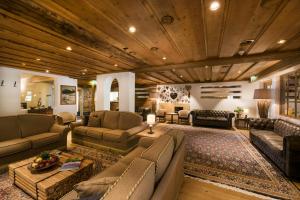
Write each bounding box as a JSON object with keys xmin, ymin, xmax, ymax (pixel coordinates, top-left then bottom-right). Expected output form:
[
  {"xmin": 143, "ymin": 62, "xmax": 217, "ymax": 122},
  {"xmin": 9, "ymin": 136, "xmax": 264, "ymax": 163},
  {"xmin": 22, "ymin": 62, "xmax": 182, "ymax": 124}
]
[
  {"xmin": 249, "ymin": 118, "xmax": 300, "ymax": 178},
  {"xmin": 0, "ymin": 114, "xmax": 69, "ymax": 172},
  {"xmin": 70, "ymin": 111, "xmax": 148, "ymax": 154},
  {"xmin": 191, "ymin": 110, "xmax": 235, "ymax": 129},
  {"xmin": 61, "ymin": 129, "xmax": 185, "ymax": 200}
]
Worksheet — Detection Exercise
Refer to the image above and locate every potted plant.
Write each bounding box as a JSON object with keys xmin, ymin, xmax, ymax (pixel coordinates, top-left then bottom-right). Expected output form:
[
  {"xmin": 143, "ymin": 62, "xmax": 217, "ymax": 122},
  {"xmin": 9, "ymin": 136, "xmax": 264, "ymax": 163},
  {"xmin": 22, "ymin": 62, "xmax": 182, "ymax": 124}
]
[{"xmin": 234, "ymin": 107, "xmax": 244, "ymax": 118}]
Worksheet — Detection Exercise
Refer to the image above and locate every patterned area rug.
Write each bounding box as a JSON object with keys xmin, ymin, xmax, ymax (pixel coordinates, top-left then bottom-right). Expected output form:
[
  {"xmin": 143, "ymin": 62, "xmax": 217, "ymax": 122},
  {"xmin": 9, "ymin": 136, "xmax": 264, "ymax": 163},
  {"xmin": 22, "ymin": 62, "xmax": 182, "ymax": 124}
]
[
  {"xmin": 0, "ymin": 145, "xmax": 122, "ymax": 200},
  {"xmin": 164, "ymin": 124, "xmax": 300, "ymax": 200}
]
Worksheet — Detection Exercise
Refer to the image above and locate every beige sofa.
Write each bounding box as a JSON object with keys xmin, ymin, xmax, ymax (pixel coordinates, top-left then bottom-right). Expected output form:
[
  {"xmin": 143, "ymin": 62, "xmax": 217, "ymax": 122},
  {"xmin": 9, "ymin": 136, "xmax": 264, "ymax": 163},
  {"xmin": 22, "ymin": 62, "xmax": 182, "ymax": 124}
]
[
  {"xmin": 0, "ymin": 114, "xmax": 69, "ymax": 172},
  {"xmin": 62, "ymin": 129, "xmax": 185, "ymax": 200},
  {"xmin": 70, "ymin": 111, "xmax": 147, "ymax": 153}
]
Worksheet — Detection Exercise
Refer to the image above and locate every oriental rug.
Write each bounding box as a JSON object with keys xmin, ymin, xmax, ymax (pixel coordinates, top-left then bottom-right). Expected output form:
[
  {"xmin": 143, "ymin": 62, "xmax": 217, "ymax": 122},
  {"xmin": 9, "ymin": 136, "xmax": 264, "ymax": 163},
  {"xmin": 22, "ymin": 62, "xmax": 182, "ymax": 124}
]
[{"xmin": 164, "ymin": 124, "xmax": 300, "ymax": 200}]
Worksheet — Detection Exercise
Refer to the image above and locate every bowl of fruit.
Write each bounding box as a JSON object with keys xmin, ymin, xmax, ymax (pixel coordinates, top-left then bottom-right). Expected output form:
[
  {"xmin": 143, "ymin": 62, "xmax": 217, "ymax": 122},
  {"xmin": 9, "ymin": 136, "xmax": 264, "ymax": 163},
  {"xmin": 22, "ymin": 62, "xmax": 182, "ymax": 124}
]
[{"xmin": 28, "ymin": 151, "xmax": 59, "ymax": 173}]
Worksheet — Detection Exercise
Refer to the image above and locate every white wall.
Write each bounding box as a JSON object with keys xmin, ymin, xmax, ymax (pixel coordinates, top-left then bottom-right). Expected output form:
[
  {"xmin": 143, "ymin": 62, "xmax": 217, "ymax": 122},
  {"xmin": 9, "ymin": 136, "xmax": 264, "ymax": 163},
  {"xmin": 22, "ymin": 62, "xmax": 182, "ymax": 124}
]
[
  {"xmin": 0, "ymin": 66, "xmax": 78, "ymax": 116},
  {"xmin": 0, "ymin": 67, "xmax": 21, "ymax": 116},
  {"xmin": 157, "ymin": 81, "xmax": 260, "ymax": 118},
  {"xmin": 96, "ymin": 72, "xmax": 135, "ymax": 112}
]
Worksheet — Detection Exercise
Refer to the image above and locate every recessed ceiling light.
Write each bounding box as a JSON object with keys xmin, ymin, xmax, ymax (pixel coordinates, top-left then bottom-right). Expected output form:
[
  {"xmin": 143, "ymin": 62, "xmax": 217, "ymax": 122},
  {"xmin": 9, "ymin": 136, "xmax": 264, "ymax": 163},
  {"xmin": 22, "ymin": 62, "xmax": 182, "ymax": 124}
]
[
  {"xmin": 66, "ymin": 46, "xmax": 72, "ymax": 51},
  {"xmin": 172, "ymin": 69, "xmax": 176, "ymax": 72},
  {"xmin": 238, "ymin": 70, "xmax": 242, "ymax": 74},
  {"xmin": 45, "ymin": 70, "xmax": 49, "ymax": 73},
  {"xmin": 114, "ymin": 64, "xmax": 118, "ymax": 67},
  {"xmin": 180, "ymin": 75, "xmax": 183, "ymax": 78},
  {"xmin": 36, "ymin": 58, "xmax": 40, "ymax": 61},
  {"xmin": 21, "ymin": 63, "xmax": 26, "ymax": 66},
  {"xmin": 277, "ymin": 39, "xmax": 286, "ymax": 44},
  {"xmin": 82, "ymin": 72, "xmax": 86, "ymax": 75},
  {"xmin": 83, "ymin": 69, "xmax": 87, "ymax": 72},
  {"xmin": 128, "ymin": 26, "xmax": 136, "ymax": 33},
  {"xmin": 162, "ymin": 57, "xmax": 167, "ymax": 60},
  {"xmin": 210, "ymin": 1, "xmax": 220, "ymax": 11},
  {"xmin": 205, "ymin": 65, "xmax": 209, "ymax": 69}
]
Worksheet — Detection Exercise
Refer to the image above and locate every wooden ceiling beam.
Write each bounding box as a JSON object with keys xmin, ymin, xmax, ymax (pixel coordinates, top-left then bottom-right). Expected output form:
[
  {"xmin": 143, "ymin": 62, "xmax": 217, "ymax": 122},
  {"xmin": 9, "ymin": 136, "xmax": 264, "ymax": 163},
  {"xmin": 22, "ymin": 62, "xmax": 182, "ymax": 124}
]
[
  {"xmin": 0, "ymin": 49, "xmax": 104, "ymax": 74},
  {"xmin": 235, "ymin": 62, "xmax": 258, "ymax": 80},
  {"xmin": 145, "ymin": 72, "xmax": 175, "ymax": 84},
  {"xmin": 0, "ymin": 59, "xmax": 82, "ymax": 78},
  {"xmin": 221, "ymin": 65, "xmax": 233, "ymax": 81},
  {"xmin": 131, "ymin": 50, "xmax": 300, "ymax": 73},
  {"xmin": 137, "ymin": 73, "xmax": 165, "ymax": 84},
  {"xmin": 257, "ymin": 58, "xmax": 300, "ymax": 80},
  {"xmin": 0, "ymin": 1, "xmax": 144, "ymax": 67},
  {"xmin": 170, "ymin": 70, "xmax": 187, "ymax": 83}
]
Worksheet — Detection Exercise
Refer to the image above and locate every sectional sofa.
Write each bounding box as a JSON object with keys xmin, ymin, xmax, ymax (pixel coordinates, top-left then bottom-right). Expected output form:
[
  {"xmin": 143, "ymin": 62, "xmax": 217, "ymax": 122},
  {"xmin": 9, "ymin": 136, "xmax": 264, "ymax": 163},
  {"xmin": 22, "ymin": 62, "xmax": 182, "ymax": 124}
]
[
  {"xmin": 71, "ymin": 111, "xmax": 148, "ymax": 153},
  {"xmin": 61, "ymin": 129, "xmax": 185, "ymax": 200},
  {"xmin": 0, "ymin": 114, "xmax": 69, "ymax": 172}
]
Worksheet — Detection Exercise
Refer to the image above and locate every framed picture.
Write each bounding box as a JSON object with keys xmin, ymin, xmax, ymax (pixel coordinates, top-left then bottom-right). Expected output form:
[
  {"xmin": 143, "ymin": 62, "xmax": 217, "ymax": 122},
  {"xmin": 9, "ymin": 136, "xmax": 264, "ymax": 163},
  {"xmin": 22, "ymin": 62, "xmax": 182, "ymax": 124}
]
[{"xmin": 60, "ymin": 85, "xmax": 76, "ymax": 105}]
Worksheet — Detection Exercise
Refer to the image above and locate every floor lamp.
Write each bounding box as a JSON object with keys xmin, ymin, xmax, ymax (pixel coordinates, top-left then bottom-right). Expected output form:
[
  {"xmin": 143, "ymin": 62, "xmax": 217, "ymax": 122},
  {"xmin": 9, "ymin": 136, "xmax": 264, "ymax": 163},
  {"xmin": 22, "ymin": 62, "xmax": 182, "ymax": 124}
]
[{"xmin": 253, "ymin": 89, "xmax": 272, "ymax": 118}]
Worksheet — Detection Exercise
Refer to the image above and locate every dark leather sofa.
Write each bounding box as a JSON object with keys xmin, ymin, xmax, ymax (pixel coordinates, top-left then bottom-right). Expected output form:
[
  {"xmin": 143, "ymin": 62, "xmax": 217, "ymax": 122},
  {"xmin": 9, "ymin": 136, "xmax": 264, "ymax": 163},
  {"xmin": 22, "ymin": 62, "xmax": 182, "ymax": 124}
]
[
  {"xmin": 249, "ymin": 118, "xmax": 300, "ymax": 178},
  {"xmin": 190, "ymin": 110, "xmax": 235, "ymax": 129}
]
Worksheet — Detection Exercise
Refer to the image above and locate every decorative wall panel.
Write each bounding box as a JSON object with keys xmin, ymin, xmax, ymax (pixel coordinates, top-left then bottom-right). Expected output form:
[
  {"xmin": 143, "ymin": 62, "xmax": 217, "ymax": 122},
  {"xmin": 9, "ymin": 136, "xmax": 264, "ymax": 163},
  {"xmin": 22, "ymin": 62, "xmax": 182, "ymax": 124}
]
[
  {"xmin": 200, "ymin": 85, "xmax": 241, "ymax": 99},
  {"xmin": 158, "ymin": 85, "xmax": 190, "ymax": 103}
]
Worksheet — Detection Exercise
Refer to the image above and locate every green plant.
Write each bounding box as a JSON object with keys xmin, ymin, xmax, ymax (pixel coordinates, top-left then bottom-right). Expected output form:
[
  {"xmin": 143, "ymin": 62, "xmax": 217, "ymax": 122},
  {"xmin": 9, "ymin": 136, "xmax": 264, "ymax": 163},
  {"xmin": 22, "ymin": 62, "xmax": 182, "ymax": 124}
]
[{"xmin": 234, "ymin": 107, "xmax": 244, "ymax": 114}]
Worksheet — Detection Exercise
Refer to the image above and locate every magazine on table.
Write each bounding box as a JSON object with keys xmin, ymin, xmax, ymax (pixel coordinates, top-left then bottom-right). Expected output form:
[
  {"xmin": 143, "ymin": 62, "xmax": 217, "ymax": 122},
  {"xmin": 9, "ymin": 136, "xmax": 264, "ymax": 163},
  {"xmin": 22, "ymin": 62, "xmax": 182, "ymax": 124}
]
[{"xmin": 60, "ymin": 158, "xmax": 83, "ymax": 171}]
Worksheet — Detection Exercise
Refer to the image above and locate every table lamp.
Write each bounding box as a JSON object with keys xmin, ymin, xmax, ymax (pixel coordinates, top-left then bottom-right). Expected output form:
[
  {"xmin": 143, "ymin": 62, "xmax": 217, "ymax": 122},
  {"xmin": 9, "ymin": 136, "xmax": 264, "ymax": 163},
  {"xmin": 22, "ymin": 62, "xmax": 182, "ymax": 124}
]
[
  {"xmin": 147, "ymin": 114, "xmax": 156, "ymax": 134},
  {"xmin": 253, "ymin": 89, "xmax": 272, "ymax": 118},
  {"xmin": 243, "ymin": 108, "xmax": 249, "ymax": 118}
]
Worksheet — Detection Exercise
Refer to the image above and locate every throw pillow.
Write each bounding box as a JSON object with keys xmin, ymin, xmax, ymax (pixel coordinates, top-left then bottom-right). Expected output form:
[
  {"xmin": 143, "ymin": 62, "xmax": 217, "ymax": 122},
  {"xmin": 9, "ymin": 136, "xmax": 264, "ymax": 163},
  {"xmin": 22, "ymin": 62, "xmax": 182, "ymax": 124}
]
[
  {"xmin": 87, "ymin": 115, "xmax": 101, "ymax": 127},
  {"xmin": 74, "ymin": 176, "xmax": 118, "ymax": 199}
]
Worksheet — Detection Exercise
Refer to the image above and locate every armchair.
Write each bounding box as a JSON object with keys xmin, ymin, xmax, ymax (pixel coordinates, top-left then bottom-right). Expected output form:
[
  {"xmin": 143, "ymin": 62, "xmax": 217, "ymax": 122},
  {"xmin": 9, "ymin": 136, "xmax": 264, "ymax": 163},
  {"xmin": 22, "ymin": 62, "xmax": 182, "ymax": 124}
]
[{"xmin": 156, "ymin": 109, "xmax": 167, "ymax": 122}]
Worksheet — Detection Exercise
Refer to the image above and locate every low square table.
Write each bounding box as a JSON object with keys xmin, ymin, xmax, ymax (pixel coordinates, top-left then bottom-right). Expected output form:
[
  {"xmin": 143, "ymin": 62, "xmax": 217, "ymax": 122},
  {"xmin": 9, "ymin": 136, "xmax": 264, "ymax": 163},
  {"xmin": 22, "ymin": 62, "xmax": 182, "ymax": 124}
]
[{"xmin": 9, "ymin": 151, "xmax": 94, "ymax": 200}]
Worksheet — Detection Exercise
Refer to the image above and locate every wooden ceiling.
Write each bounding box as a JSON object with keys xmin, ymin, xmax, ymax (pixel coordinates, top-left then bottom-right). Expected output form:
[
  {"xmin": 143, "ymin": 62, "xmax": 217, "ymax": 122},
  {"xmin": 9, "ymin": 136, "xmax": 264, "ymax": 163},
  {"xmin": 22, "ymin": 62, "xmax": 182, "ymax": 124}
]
[{"xmin": 1, "ymin": 0, "xmax": 300, "ymax": 85}]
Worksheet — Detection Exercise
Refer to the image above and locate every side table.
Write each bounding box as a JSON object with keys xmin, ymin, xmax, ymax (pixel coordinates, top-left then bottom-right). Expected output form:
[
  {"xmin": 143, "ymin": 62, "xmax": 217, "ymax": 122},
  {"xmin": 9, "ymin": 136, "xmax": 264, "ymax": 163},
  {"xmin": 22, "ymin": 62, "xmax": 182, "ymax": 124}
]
[{"xmin": 235, "ymin": 118, "xmax": 250, "ymax": 129}]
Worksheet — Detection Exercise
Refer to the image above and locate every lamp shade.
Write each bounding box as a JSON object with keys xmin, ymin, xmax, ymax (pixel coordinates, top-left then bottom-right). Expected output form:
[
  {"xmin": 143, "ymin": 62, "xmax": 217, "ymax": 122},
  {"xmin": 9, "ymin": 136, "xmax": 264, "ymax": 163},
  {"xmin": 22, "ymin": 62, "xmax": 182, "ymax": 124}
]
[
  {"xmin": 253, "ymin": 89, "xmax": 272, "ymax": 99},
  {"xmin": 147, "ymin": 114, "xmax": 156, "ymax": 125},
  {"xmin": 243, "ymin": 108, "xmax": 249, "ymax": 114}
]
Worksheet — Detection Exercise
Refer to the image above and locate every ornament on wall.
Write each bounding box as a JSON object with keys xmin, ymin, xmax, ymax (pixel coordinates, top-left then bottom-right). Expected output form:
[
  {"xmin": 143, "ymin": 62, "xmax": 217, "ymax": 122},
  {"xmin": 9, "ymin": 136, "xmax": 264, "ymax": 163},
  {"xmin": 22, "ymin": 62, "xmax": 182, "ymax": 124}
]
[
  {"xmin": 14, "ymin": 81, "xmax": 17, "ymax": 87},
  {"xmin": 1, "ymin": 80, "xmax": 4, "ymax": 86},
  {"xmin": 185, "ymin": 85, "xmax": 192, "ymax": 97},
  {"xmin": 157, "ymin": 85, "xmax": 190, "ymax": 103}
]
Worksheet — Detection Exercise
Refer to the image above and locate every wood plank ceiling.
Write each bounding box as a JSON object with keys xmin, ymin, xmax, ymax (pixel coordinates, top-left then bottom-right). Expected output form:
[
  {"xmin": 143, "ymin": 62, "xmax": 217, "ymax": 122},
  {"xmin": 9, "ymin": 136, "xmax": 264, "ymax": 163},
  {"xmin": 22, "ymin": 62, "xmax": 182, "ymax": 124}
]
[{"xmin": 0, "ymin": 0, "xmax": 300, "ymax": 85}]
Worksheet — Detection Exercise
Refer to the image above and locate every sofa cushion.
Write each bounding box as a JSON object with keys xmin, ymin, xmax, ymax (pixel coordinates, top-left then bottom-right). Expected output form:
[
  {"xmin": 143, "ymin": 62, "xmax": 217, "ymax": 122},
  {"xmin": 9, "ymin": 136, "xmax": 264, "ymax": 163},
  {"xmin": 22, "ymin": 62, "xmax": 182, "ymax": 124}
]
[
  {"xmin": 166, "ymin": 129, "xmax": 184, "ymax": 152},
  {"xmin": 0, "ymin": 116, "xmax": 21, "ymax": 142},
  {"xmin": 274, "ymin": 119, "xmax": 300, "ymax": 137},
  {"xmin": 250, "ymin": 129, "xmax": 275, "ymax": 138},
  {"xmin": 26, "ymin": 132, "xmax": 60, "ymax": 149},
  {"xmin": 118, "ymin": 112, "xmax": 142, "ymax": 130},
  {"xmin": 90, "ymin": 111, "xmax": 106, "ymax": 123},
  {"xmin": 18, "ymin": 114, "xmax": 55, "ymax": 137},
  {"xmin": 102, "ymin": 158, "xmax": 155, "ymax": 200},
  {"xmin": 103, "ymin": 129, "xmax": 128, "ymax": 142},
  {"xmin": 260, "ymin": 134, "xmax": 283, "ymax": 152},
  {"xmin": 88, "ymin": 115, "xmax": 101, "ymax": 127},
  {"xmin": 86, "ymin": 127, "xmax": 111, "ymax": 140},
  {"xmin": 140, "ymin": 134, "xmax": 174, "ymax": 182},
  {"xmin": 120, "ymin": 146, "xmax": 146, "ymax": 165},
  {"xmin": 0, "ymin": 138, "xmax": 31, "ymax": 157},
  {"xmin": 102, "ymin": 111, "xmax": 120, "ymax": 129},
  {"xmin": 74, "ymin": 177, "xmax": 118, "ymax": 200},
  {"xmin": 73, "ymin": 126, "xmax": 88, "ymax": 136}
]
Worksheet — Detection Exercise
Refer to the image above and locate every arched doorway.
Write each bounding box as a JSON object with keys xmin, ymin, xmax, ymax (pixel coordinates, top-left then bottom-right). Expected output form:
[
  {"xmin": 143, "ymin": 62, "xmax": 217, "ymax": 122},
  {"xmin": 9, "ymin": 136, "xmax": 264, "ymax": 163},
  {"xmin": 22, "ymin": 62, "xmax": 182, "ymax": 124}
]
[{"xmin": 110, "ymin": 78, "xmax": 119, "ymax": 111}]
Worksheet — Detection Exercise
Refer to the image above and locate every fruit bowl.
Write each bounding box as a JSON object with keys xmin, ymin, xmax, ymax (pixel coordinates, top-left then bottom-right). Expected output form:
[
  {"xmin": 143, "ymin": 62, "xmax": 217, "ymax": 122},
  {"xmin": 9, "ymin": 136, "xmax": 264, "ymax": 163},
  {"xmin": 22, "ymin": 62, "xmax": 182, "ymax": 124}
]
[{"xmin": 28, "ymin": 152, "xmax": 59, "ymax": 173}]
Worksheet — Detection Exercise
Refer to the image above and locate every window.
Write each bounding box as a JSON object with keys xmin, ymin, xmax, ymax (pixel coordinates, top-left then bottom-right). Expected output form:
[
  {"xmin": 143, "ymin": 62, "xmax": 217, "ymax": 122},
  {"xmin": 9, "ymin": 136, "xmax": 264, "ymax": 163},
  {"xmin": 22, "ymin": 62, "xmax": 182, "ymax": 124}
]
[{"xmin": 280, "ymin": 71, "xmax": 300, "ymax": 118}]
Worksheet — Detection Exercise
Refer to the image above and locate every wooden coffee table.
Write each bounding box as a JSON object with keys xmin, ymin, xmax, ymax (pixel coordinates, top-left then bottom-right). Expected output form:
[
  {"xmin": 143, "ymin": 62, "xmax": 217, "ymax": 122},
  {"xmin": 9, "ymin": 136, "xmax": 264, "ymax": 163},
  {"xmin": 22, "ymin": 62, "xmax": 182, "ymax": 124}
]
[{"xmin": 9, "ymin": 151, "xmax": 94, "ymax": 200}]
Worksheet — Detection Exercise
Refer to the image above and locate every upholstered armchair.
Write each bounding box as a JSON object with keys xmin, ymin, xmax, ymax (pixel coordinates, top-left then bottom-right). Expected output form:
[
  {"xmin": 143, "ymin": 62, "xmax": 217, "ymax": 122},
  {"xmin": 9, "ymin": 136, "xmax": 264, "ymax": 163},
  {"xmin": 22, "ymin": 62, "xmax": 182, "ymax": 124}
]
[
  {"xmin": 156, "ymin": 109, "xmax": 167, "ymax": 122},
  {"xmin": 178, "ymin": 110, "xmax": 190, "ymax": 124},
  {"xmin": 56, "ymin": 112, "xmax": 76, "ymax": 125}
]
